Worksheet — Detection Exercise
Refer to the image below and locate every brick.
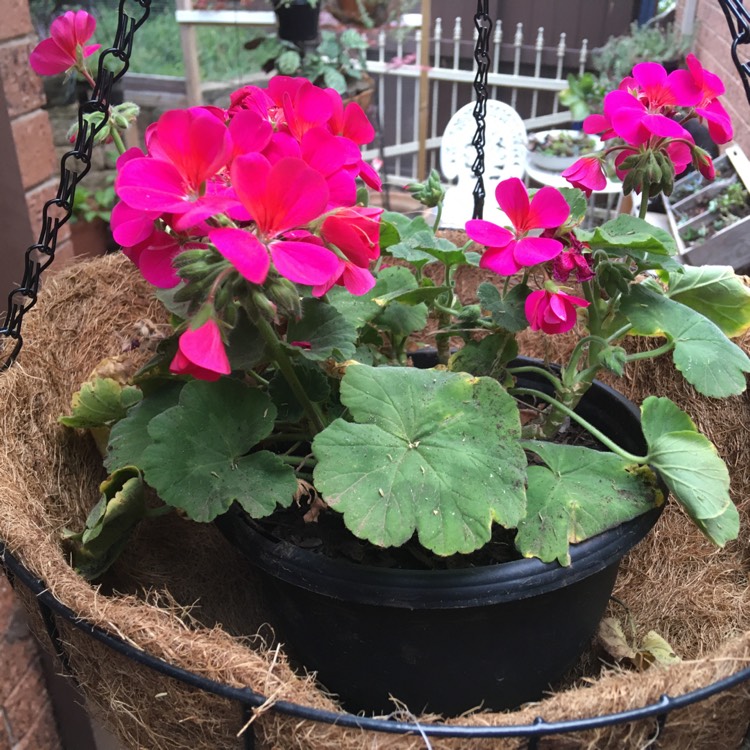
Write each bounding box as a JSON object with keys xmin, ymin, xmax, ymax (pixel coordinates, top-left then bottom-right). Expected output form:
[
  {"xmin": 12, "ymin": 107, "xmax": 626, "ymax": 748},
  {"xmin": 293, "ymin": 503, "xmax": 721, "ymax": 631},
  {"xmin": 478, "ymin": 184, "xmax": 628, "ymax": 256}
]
[
  {"xmin": 3, "ymin": 665, "xmax": 50, "ymax": 743},
  {"xmin": 0, "ymin": 640, "xmax": 37, "ymax": 706},
  {"xmin": 11, "ymin": 110, "xmax": 57, "ymax": 190},
  {"xmin": 0, "ymin": 0, "xmax": 34, "ymax": 41},
  {"xmin": 16, "ymin": 707, "xmax": 61, "ymax": 750},
  {"xmin": 0, "ymin": 38, "xmax": 46, "ymax": 118}
]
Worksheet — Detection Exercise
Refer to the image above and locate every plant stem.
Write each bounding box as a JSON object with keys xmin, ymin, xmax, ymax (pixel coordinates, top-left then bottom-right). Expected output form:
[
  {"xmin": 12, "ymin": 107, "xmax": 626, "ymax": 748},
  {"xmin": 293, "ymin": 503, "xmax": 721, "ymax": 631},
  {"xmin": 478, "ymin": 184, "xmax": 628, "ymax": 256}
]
[
  {"xmin": 624, "ymin": 339, "xmax": 675, "ymax": 362},
  {"xmin": 507, "ymin": 365, "xmax": 563, "ymax": 392},
  {"xmin": 639, "ymin": 183, "xmax": 651, "ymax": 220},
  {"xmin": 248, "ymin": 304, "xmax": 327, "ymax": 435},
  {"xmin": 110, "ymin": 126, "xmax": 127, "ymax": 155},
  {"xmin": 511, "ymin": 387, "xmax": 647, "ymax": 464},
  {"xmin": 432, "ymin": 201, "xmax": 443, "ymax": 232}
]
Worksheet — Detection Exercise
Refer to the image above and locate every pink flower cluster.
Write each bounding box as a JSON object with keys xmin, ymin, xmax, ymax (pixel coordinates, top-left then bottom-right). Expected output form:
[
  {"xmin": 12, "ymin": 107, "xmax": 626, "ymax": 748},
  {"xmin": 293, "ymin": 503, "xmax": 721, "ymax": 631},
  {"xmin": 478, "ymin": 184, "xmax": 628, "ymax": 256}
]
[
  {"xmin": 465, "ymin": 178, "xmax": 589, "ymax": 335},
  {"xmin": 562, "ymin": 56, "xmax": 733, "ymax": 195},
  {"xmin": 111, "ymin": 76, "xmax": 383, "ymax": 379}
]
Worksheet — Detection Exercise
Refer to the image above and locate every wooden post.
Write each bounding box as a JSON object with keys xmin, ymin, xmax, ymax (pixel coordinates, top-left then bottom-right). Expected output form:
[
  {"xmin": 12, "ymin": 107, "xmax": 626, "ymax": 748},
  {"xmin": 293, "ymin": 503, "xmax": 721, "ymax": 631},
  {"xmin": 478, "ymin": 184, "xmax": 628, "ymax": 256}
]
[
  {"xmin": 176, "ymin": 0, "xmax": 202, "ymax": 107},
  {"xmin": 416, "ymin": 0, "xmax": 431, "ymax": 180}
]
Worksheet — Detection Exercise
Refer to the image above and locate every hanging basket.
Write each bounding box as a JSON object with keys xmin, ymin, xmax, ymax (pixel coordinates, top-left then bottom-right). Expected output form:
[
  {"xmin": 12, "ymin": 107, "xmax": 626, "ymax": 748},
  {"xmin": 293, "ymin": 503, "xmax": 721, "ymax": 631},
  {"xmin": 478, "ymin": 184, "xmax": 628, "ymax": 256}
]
[{"xmin": 1, "ymin": 255, "xmax": 750, "ymax": 749}]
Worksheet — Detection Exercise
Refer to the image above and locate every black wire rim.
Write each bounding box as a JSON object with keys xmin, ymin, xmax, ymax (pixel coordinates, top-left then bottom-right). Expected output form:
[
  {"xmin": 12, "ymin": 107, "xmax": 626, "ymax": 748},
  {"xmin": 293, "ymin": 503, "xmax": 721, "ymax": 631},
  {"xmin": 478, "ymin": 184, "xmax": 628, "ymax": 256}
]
[{"xmin": 2, "ymin": 542, "xmax": 750, "ymax": 745}]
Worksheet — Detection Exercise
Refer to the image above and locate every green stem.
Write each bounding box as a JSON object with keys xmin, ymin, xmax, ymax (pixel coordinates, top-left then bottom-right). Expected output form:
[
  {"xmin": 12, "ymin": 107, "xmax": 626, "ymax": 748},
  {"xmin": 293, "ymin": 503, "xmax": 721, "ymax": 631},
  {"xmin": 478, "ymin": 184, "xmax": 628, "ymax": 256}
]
[
  {"xmin": 512, "ymin": 387, "xmax": 647, "ymax": 464},
  {"xmin": 109, "ymin": 126, "xmax": 127, "ymax": 155},
  {"xmin": 607, "ymin": 323, "xmax": 632, "ymax": 343},
  {"xmin": 507, "ymin": 365, "xmax": 563, "ymax": 392},
  {"xmin": 249, "ymin": 304, "xmax": 327, "ymax": 435},
  {"xmin": 639, "ymin": 183, "xmax": 651, "ymax": 220},
  {"xmin": 278, "ymin": 455, "xmax": 318, "ymax": 468},
  {"xmin": 432, "ymin": 201, "xmax": 443, "ymax": 232},
  {"xmin": 625, "ymin": 339, "xmax": 674, "ymax": 362}
]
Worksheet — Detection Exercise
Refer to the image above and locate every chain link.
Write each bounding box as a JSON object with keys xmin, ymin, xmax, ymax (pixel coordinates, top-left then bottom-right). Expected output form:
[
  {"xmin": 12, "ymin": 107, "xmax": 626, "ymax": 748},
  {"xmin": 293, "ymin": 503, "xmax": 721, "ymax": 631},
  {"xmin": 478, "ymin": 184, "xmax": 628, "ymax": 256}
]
[
  {"xmin": 0, "ymin": 0, "xmax": 151, "ymax": 372},
  {"xmin": 471, "ymin": 0, "xmax": 492, "ymax": 220},
  {"xmin": 718, "ymin": 0, "xmax": 750, "ymax": 105}
]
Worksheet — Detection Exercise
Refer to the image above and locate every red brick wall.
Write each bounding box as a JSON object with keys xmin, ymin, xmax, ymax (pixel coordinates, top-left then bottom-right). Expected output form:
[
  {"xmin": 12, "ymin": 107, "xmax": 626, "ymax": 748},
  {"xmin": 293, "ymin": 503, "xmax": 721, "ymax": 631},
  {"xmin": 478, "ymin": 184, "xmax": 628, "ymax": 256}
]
[
  {"xmin": 0, "ymin": 0, "xmax": 73, "ymax": 300},
  {"xmin": 677, "ymin": 0, "xmax": 750, "ymax": 155},
  {"xmin": 0, "ymin": 0, "xmax": 66, "ymax": 746}
]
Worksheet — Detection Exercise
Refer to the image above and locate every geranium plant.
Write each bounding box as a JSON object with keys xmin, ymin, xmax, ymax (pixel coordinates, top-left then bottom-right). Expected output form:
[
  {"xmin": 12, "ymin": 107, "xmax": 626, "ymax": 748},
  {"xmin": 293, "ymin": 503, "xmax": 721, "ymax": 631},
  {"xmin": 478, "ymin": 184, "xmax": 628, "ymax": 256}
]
[{"xmin": 49, "ymin": 47, "xmax": 748, "ymax": 578}]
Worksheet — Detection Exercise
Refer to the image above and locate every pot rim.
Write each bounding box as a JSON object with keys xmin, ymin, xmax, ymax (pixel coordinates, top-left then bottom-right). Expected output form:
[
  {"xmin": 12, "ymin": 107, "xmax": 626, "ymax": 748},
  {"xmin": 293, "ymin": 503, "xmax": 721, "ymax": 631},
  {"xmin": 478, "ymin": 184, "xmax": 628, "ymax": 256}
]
[{"xmin": 218, "ymin": 501, "xmax": 663, "ymax": 609}]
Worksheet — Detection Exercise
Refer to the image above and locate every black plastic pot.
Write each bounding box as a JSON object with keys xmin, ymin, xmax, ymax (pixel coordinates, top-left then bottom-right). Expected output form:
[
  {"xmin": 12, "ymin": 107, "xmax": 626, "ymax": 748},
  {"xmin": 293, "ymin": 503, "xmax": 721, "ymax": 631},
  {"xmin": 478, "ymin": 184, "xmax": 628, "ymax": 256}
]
[
  {"xmin": 273, "ymin": 0, "xmax": 320, "ymax": 43},
  {"xmin": 216, "ymin": 361, "xmax": 664, "ymax": 716}
]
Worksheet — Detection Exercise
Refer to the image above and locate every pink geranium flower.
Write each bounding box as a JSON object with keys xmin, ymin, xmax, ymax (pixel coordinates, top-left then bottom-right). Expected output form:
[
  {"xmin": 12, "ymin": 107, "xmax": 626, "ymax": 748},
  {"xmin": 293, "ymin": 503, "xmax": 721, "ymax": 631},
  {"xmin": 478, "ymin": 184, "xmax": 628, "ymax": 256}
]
[
  {"xmin": 116, "ymin": 109, "xmax": 239, "ymax": 232},
  {"xmin": 562, "ymin": 157, "xmax": 607, "ymax": 196},
  {"xmin": 170, "ymin": 318, "xmax": 231, "ymax": 382},
  {"xmin": 465, "ymin": 178, "xmax": 570, "ymax": 276},
  {"xmin": 525, "ymin": 289, "xmax": 589, "ymax": 335},
  {"xmin": 208, "ymin": 155, "xmax": 341, "ymax": 287},
  {"xmin": 29, "ymin": 10, "xmax": 100, "ymax": 76}
]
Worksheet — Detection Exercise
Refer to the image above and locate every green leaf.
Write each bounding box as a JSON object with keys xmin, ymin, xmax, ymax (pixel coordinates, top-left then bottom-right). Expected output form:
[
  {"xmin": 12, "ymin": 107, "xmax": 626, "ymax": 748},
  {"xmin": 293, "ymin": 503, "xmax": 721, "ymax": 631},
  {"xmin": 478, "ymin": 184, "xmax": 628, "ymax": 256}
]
[
  {"xmin": 448, "ymin": 332, "xmax": 518, "ymax": 377},
  {"xmin": 66, "ymin": 467, "xmax": 147, "ymax": 580},
  {"xmin": 661, "ymin": 266, "xmax": 750, "ymax": 338},
  {"xmin": 312, "ymin": 365, "xmax": 527, "ymax": 555},
  {"xmin": 516, "ymin": 441, "xmax": 660, "ymax": 566},
  {"xmin": 226, "ymin": 307, "xmax": 267, "ymax": 370},
  {"xmin": 322, "ymin": 68, "xmax": 347, "ymax": 94},
  {"xmin": 621, "ymin": 285, "xmax": 750, "ymax": 397},
  {"xmin": 379, "ymin": 211, "xmax": 412, "ymax": 250},
  {"xmin": 326, "ymin": 285, "xmax": 381, "ymax": 330},
  {"xmin": 141, "ymin": 379, "xmax": 297, "ymax": 522},
  {"xmin": 559, "ymin": 187, "xmax": 588, "ymax": 224},
  {"xmin": 105, "ymin": 382, "xmax": 184, "ymax": 472},
  {"xmin": 276, "ymin": 49, "xmax": 302, "ymax": 75},
  {"xmin": 579, "ymin": 214, "xmax": 676, "ymax": 256},
  {"xmin": 269, "ymin": 361, "xmax": 330, "ymax": 422},
  {"xmin": 154, "ymin": 285, "xmax": 192, "ymax": 319},
  {"xmin": 371, "ymin": 267, "xmax": 428, "ymax": 337},
  {"xmin": 286, "ymin": 298, "xmax": 357, "ymax": 362},
  {"xmin": 477, "ymin": 282, "xmax": 531, "ymax": 332},
  {"xmin": 373, "ymin": 285, "xmax": 449, "ymax": 306},
  {"xmin": 641, "ymin": 397, "xmax": 738, "ymax": 546},
  {"xmin": 60, "ymin": 378, "xmax": 143, "ymax": 428}
]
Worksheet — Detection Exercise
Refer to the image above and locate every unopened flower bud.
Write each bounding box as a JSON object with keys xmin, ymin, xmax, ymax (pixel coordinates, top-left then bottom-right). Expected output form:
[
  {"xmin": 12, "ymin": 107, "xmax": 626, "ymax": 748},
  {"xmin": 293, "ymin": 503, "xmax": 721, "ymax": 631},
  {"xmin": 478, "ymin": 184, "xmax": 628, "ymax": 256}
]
[
  {"xmin": 406, "ymin": 169, "xmax": 446, "ymax": 208},
  {"xmin": 266, "ymin": 276, "xmax": 302, "ymax": 319}
]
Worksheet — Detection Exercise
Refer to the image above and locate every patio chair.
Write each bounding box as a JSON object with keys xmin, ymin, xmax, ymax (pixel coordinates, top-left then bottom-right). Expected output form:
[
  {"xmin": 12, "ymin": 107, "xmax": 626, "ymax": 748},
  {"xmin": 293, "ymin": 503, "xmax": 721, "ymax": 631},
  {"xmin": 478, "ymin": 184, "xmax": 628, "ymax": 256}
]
[{"xmin": 439, "ymin": 100, "xmax": 527, "ymax": 228}]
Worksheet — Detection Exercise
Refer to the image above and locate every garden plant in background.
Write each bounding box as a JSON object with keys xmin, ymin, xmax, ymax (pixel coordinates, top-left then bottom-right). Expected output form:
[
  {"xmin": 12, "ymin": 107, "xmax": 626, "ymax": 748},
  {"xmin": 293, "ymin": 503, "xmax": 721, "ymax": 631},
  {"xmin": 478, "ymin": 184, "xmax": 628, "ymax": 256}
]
[{"xmin": 31, "ymin": 12, "xmax": 750, "ymax": 713}]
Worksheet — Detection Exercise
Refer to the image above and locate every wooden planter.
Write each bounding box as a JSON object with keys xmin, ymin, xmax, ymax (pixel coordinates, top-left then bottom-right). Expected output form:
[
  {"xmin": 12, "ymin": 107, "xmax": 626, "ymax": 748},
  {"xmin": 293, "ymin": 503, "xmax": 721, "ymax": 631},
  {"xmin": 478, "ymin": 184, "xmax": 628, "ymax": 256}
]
[{"xmin": 662, "ymin": 145, "xmax": 750, "ymax": 273}]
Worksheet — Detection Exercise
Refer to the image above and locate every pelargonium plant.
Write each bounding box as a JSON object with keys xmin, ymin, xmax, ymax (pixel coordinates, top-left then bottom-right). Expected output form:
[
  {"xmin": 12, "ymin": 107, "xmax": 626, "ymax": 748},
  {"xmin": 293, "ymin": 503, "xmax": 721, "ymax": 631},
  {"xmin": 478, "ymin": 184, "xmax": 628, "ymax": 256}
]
[{"xmin": 43, "ymin": 36, "xmax": 749, "ymax": 577}]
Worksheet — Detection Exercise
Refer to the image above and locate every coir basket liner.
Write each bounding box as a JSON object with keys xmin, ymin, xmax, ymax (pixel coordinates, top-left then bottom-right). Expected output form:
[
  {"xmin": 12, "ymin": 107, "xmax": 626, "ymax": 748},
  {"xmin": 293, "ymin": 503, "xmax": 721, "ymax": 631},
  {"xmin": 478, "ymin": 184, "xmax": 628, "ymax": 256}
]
[{"xmin": 1, "ymin": 254, "xmax": 749, "ymax": 749}]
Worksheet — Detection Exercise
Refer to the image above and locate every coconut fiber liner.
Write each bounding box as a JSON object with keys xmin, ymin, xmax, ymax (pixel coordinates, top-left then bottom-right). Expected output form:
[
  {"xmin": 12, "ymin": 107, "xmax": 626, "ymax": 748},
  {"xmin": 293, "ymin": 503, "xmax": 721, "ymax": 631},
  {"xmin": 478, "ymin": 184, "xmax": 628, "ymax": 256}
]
[{"xmin": 1, "ymin": 254, "xmax": 750, "ymax": 750}]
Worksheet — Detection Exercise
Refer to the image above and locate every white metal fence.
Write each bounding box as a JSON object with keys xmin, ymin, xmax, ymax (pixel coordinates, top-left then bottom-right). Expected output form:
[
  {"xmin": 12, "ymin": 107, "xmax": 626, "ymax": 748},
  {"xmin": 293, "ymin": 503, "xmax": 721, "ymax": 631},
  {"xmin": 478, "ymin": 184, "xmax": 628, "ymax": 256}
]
[{"xmin": 174, "ymin": 10, "xmax": 592, "ymax": 183}]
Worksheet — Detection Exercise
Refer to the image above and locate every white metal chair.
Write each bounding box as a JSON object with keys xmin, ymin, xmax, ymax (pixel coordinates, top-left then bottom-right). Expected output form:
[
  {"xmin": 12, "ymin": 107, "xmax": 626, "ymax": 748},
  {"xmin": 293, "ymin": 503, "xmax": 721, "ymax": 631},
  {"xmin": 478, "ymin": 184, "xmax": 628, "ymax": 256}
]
[{"xmin": 438, "ymin": 100, "xmax": 527, "ymax": 229}]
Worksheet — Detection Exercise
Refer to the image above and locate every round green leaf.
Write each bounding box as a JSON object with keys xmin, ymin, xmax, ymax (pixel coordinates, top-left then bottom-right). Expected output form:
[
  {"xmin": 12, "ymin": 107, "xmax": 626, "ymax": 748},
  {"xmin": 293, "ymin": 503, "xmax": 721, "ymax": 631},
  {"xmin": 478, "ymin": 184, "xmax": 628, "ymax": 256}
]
[
  {"xmin": 517, "ymin": 441, "xmax": 660, "ymax": 566},
  {"xmin": 642, "ymin": 396, "xmax": 738, "ymax": 546},
  {"xmin": 60, "ymin": 377, "xmax": 142, "ymax": 428},
  {"xmin": 141, "ymin": 379, "xmax": 297, "ymax": 522},
  {"xmin": 622, "ymin": 285, "xmax": 750, "ymax": 397},
  {"xmin": 312, "ymin": 365, "xmax": 527, "ymax": 555},
  {"xmin": 286, "ymin": 298, "xmax": 357, "ymax": 362}
]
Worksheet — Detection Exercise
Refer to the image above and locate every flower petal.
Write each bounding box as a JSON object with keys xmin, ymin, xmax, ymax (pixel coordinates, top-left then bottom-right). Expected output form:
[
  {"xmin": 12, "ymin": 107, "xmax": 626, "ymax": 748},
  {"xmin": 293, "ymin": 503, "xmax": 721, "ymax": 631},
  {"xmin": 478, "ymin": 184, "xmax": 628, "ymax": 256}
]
[
  {"xmin": 494, "ymin": 178, "xmax": 530, "ymax": 231},
  {"xmin": 270, "ymin": 240, "xmax": 342, "ymax": 285},
  {"xmin": 512, "ymin": 236, "xmax": 564, "ymax": 266},
  {"xmin": 465, "ymin": 219, "xmax": 513, "ymax": 247},
  {"xmin": 527, "ymin": 186, "xmax": 570, "ymax": 229},
  {"xmin": 479, "ymin": 243, "xmax": 522, "ymax": 276},
  {"xmin": 209, "ymin": 227, "xmax": 270, "ymax": 284}
]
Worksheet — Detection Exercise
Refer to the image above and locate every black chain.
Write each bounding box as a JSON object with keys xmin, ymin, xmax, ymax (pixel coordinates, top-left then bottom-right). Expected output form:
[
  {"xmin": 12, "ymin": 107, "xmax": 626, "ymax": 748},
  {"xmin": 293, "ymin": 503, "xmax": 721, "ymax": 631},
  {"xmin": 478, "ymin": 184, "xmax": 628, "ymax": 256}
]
[
  {"xmin": 717, "ymin": 0, "xmax": 750, "ymax": 105},
  {"xmin": 471, "ymin": 0, "xmax": 492, "ymax": 220},
  {"xmin": 0, "ymin": 0, "xmax": 151, "ymax": 372}
]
